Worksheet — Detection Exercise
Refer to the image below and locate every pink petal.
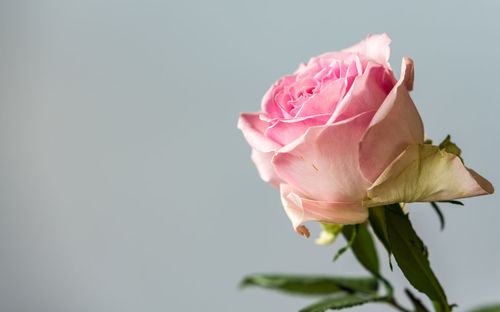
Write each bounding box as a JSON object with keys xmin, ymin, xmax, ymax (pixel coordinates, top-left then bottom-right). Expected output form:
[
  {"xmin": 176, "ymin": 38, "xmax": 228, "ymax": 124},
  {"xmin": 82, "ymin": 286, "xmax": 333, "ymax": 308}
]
[
  {"xmin": 359, "ymin": 58, "xmax": 424, "ymax": 183},
  {"xmin": 260, "ymin": 76, "xmax": 296, "ymax": 119},
  {"xmin": 304, "ymin": 52, "xmax": 371, "ymax": 74},
  {"xmin": 343, "ymin": 33, "xmax": 392, "ymax": 68},
  {"xmin": 265, "ymin": 114, "xmax": 331, "ymax": 146},
  {"xmin": 280, "ymin": 184, "xmax": 368, "ymax": 237},
  {"xmin": 328, "ymin": 61, "xmax": 396, "ymax": 123},
  {"xmin": 251, "ymin": 149, "xmax": 283, "ymax": 188},
  {"xmin": 294, "ymin": 79, "xmax": 346, "ymax": 118},
  {"xmin": 261, "ymin": 85, "xmax": 281, "ymax": 119},
  {"xmin": 237, "ymin": 112, "xmax": 281, "ymax": 152},
  {"xmin": 273, "ymin": 111, "xmax": 374, "ymax": 203},
  {"xmin": 467, "ymin": 169, "xmax": 495, "ymax": 196}
]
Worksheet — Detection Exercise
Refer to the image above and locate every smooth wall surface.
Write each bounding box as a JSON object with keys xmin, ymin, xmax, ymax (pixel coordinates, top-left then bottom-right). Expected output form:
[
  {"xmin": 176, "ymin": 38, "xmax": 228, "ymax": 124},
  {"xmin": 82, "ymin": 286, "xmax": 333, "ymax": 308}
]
[{"xmin": 0, "ymin": 1, "xmax": 499, "ymax": 311}]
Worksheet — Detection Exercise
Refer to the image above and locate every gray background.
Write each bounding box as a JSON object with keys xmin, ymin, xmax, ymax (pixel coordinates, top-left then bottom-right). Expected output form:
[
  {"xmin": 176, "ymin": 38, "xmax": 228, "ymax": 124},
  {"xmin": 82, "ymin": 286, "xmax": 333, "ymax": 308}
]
[{"xmin": 0, "ymin": 0, "xmax": 499, "ymax": 311}]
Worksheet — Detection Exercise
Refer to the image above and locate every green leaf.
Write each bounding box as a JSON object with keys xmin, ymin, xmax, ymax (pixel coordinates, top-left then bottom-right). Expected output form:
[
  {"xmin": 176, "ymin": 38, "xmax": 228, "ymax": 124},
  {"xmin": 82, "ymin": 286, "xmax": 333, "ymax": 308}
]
[
  {"xmin": 344, "ymin": 222, "xmax": 395, "ymax": 298},
  {"xmin": 438, "ymin": 135, "xmax": 462, "ymax": 162},
  {"xmin": 405, "ymin": 289, "xmax": 431, "ymax": 312},
  {"xmin": 240, "ymin": 274, "xmax": 378, "ymax": 296},
  {"xmin": 385, "ymin": 204, "xmax": 450, "ymax": 311},
  {"xmin": 316, "ymin": 223, "xmax": 344, "ymax": 245},
  {"xmin": 469, "ymin": 304, "xmax": 500, "ymax": 312},
  {"xmin": 468, "ymin": 304, "xmax": 500, "ymax": 312},
  {"xmin": 334, "ymin": 224, "xmax": 358, "ymax": 261},
  {"xmin": 368, "ymin": 206, "xmax": 393, "ymax": 270},
  {"xmin": 430, "ymin": 202, "xmax": 446, "ymax": 230},
  {"xmin": 342, "ymin": 225, "xmax": 379, "ymax": 277},
  {"xmin": 299, "ymin": 293, "xmax": 383, "ymax": 312}
]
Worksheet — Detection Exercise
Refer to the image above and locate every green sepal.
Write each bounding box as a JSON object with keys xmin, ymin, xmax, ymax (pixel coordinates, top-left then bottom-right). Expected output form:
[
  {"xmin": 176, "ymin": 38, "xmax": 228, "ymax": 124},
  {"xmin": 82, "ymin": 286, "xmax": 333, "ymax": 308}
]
[
  {"xmin": 430, "ymin": 202, "xmax": 446, "ymax": 231},
  {"xmin": 316, "ymin": 223, "xmax": 344, "ymax": 245},
  {"xmin": 430, "ymin": 199, "xmax": 464, "ymax": 231},
  {"xmin": 437, "ymin": 200, "xmax": 464, "ymax": 206},
  {"xmin": 438, "ymin": 135, "xmax": 463, "ymax": 162}
]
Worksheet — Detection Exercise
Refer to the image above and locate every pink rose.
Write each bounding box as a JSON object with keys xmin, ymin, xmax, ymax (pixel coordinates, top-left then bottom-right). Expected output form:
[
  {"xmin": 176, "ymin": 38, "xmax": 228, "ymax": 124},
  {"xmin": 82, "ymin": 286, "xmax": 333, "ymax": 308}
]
[{"xmin": 238, "ymin": 34, "xmax": 493, "ymax": 237}]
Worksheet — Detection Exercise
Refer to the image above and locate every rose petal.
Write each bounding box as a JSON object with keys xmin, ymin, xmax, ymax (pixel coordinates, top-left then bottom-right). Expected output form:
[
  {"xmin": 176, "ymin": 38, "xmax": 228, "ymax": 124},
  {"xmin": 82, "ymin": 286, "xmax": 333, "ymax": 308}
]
[
  {"xmin": 273, "ymin": 111, "xmax": 374, "ymax": 202},
  {"xmin": 359, "ymin": 58, "xmax": 424, "ymax": 183},
  {"xmin": 343, "ymin": 33, "xmax": 392, "ymax": 68},
  {"xmin": 237, "ymin": 112, "xmax": 281, "ymax": 152},
  {"xmin": 303, "ymin": 52, "xmax": 372, "ymax": 74},
  {"xmin": 280, "ymin": 184, "xmax": 368, "ymax": 237},
  {"xmin": 328, "ymin": 61, "xmax": 396, "ymax": 123},
  {"xmin": 294, "ymin": 79, "xmax": 346, "ymax": 118},
  {"xmin": 400, "ymin": 57, "xmax": 415, "ymax": 91},
  {"xmin": 364, "ymin": 144, "xmax": 494, "ymax": 207},
  {"xmin": 251, "ymin": 149, "xmax": 283, "ymax": 188},
  {"xmin": 265, "ymin": 114, "xmax": 331, "ymax": 146},
  {"xmin": 261, "ymin": 75, "xmax": 296, "ymax": 119}
]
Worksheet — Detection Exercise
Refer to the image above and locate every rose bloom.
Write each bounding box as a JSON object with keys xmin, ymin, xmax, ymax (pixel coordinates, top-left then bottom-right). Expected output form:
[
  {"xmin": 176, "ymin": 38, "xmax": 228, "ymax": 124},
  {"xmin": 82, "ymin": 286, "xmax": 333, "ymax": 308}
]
[{"xmin": 238, "ymin": 34, "xmax": 493, "ymax": 237}]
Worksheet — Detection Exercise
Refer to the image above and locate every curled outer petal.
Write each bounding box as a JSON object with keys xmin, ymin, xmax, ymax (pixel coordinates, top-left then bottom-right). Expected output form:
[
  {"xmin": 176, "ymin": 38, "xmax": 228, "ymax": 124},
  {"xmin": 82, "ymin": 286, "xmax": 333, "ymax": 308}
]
[
  {"xmin": 238, "ymin": 113, "xmax": 283, "ymax": 188},
  {"xmin": 328, "ymin": 61, "xmax": 396, "ymax": 124},
  {"xmin": 280, "ymin": 184, "xmax": 368, "ymax": 237},
  {"xmin": 343, "ymin": 33, "xmax": 392, "ymax": 68},
  {"xmin": 364, "ymin": 144, "xmax": 494, "ymax": 207},
  {"xmin": 359, "ymin": 57, "xmax": 425, "ymax": 183},
  {"xmin": 251, "ymin": 150, "xmax": 283, "ymax": 188},
  {"xmin": 237, "ymin": 112, "xmax": 281, "ymax": 152}
]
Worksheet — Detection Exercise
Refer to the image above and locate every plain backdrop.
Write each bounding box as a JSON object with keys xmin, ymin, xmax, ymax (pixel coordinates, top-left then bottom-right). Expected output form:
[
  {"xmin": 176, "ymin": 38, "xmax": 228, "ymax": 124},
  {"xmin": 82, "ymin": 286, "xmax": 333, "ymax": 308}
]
[{"xmin": 0, "ymin": 1, "xmax": 499, "ymax": 311}]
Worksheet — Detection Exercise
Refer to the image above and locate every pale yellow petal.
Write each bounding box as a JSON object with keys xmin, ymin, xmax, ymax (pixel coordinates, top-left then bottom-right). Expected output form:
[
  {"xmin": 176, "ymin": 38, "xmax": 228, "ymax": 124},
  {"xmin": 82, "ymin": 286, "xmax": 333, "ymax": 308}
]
[{"xmin": 364, "ymin": 144, "xmax": 493, "ymax": 207}]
